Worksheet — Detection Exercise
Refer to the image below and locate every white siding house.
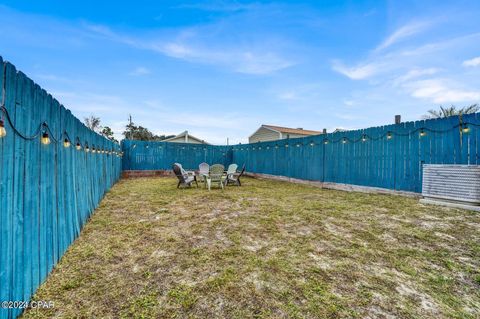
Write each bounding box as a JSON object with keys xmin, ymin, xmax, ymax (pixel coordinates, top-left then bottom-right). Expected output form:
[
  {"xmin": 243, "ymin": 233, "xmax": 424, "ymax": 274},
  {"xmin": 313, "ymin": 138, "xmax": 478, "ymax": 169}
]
[
  {"xmin": 249, "ymin": 125, "xmax": 322, "ymax": 143},
  {"xmin": 163, "ymin": 131, "xmax": 209, "ymax": 144}
]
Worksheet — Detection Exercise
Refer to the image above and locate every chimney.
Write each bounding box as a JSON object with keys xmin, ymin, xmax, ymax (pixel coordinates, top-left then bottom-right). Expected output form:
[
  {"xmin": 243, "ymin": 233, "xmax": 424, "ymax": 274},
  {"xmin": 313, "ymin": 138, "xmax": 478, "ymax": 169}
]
[
  {"xmin": 322, "ymin": 128, "xmax": 327, "ymax": 134},
  {"xmin": 395, "ymin": 115, "xmax": 401, "ymax": 124}
]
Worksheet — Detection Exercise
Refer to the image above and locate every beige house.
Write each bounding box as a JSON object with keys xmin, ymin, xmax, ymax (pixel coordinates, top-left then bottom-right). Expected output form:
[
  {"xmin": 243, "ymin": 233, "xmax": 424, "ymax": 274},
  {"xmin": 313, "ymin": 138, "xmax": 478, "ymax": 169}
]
[
  {"xmin": 163, "ymin": 131, "xmax": 209, "ymax": 144},
  {"xmin": 249, "ymin": 125, "xmax": 322, "ymax": 143}
]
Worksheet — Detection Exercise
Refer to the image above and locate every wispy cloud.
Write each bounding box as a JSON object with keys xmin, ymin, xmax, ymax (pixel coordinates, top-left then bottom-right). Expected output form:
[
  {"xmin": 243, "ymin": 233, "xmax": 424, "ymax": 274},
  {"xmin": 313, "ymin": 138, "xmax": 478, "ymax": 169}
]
[
  {"xmin": 393, "ymin": 67, "xmax": 439, "ymax": 85},
  {"xmin": 406, "ymin": 79, "xmax": 480, "ymax": 103},
  {"xmin": 462, "ymin": 56, "xmax": 480, "ymax": 67},
  {"xmin": 375, "ymin": 21, "xmax": 432, "ymax": 51},
  {"xmin": 331, "ymin": 60, "xmax": 382, "ymax": 80},
  {"xmin": 84, "ymin": 22, "xmax": 295, "ymax": 75},
  {"xmin": 129, "ymin": 66, "xmax": 151, "ymax": 76}
]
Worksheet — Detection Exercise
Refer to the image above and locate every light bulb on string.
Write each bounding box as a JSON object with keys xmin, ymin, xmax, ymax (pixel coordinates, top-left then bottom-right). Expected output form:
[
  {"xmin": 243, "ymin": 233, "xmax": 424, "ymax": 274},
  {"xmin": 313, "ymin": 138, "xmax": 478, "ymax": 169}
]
[
  {"xmin": 361, "ymin": 134, "xmax": 367, "ymax": 142},
  {"xmin": 461, "ymin": 124, "xmax": 470, "ymax": 133},
  {"xmin": 63, "ymin": 138, "xmax": 71, "ymax": 148},
  {"xmin": 85, "ymin": 145, "xmax": 90, "ymax": 152},
  {"xmin": 342, "ymin": 137, "xmax": 347, "ymax": 144},
  {"xmin": 419, "ymin": 129, "xmax": 426, "ymax": 137},
  {"xmin": 41, "ymin": 132, "xmax": 51, "ymax": 145},
  {"xmin": 76, "ymin": 142, "xmax": 82, "ymax": 150},
  {"xmin": 323, "ymin": 139, "xmax": 329, "ymax": 145},
  {"xmin": 387, "ymin": 132, "xmax": 393, "ymax": 140},
  {"xmin": 92, "ymin": 147, "xmax": 96, "ymax": 154},
  {"xmin": 0, "ymin": 119, "xmax": 6, "ymax": 138}
]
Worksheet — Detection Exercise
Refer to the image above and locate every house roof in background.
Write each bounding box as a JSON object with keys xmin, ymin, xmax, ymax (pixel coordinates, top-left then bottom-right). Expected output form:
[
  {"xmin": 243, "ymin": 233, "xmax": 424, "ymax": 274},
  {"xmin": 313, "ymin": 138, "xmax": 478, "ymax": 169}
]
[
  {"xmin": 163, "ymin": 130, "xmax": 210, "ymax": 144},
  {"xmin": 262, "ymin": 125, "xmax": 322, "ymax": 136}
]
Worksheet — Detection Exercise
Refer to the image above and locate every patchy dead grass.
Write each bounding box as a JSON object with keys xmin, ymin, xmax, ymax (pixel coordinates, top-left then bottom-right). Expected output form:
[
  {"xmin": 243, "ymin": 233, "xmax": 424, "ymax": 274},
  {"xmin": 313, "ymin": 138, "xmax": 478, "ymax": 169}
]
[{"xmin": 22, "ymin": 177, "xmax": 480, "ymax": 318}]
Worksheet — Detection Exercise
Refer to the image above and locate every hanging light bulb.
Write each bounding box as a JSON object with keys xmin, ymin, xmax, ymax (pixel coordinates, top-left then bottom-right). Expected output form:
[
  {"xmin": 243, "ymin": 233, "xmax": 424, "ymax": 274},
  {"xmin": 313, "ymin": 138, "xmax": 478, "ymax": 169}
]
[
  {"xmin": 296, "ymin": 144, "xmax": 300, "ymax": 147},
  {"xmin": 310, "ymin": 142, "xmax": 315, "ymax": 146},
  {"xmin": 85, "ymin": 145, "xmax": 90, "ymax": 152},
  {"xmin": 63, "ymin": 138, "xmax": 71, "ymax": 148},
  {"xmin": 461, "ymin": 124, "xmax": 470, "ymax": 133},
  {"xmin": 76, "ymin": 142, "xmax": 82, "ymax": 150},
  {"xmin": 285, "ymin": 144, "xmax": 289, "ymax": 148},
  {"xmin": 92, "ymin": 147, "xmax": 96, "ymax": 154},
  {"xmin": 419, "ymin": 129, "xmax": 426, "ymax": 137},
  {"xmin": 0, "ymin": 119, "xmax": 6, "ymax": 138},
  {"xmin": 361, "ymin": 134, "xmax": 367, "ymax": 142},
  {"xmin": 342, "ymin": 137, "xmax": 347, "ymax": 144},
  {"xmin": 323, "ymin": 139, "xmax": 329, "ymax": 145},
  {"xmin": 387, "ymin": 132, "xmax": 393, "ymax": 139},
  {"xmin": 41, "ymin": 132, "xmax": 51, "ymax": 145}
]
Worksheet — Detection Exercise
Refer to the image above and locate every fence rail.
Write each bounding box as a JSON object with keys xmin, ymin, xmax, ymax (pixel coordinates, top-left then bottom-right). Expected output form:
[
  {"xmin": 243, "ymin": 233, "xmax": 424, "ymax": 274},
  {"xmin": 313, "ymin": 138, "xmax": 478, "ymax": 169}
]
[
  {"xmin": 122, "ymin": 113, "xmax": 479, "ymax": 194},
  {"xmin": 233, "ymin": 113, "xmax": 479, "ymax": 192},
  {"xmin": 0, "ymin": 57, "xmax": 122, "ymax": 319},
  {"xmin": 121, "ymin": 139, "xmax": 232, "ymax": 171}
]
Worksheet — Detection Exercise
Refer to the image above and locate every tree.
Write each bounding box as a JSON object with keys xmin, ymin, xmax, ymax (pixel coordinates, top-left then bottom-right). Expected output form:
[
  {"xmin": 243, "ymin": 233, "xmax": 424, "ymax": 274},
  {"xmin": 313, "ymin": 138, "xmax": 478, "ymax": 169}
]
[
  {"xmin": 122, "ymin": 115, "xmax": 173, "ymax": 141},
  {"xmin": 101, "ymin": 126, "xmax": 118, "ymax": 143},
  {"xmin": 423, "ymin": 104, "xmax": 479, "ymax": 119},
  {"xmin": 84, "ymin": 115, "xmax": 102, "ymax": 132}
]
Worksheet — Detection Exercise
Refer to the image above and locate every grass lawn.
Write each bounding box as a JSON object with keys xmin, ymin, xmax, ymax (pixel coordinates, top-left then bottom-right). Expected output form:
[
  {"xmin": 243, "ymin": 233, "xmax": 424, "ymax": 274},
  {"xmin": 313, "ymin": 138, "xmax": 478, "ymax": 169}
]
[{"xmin": 22, "ymin": 177, "xmax": 480, "ymax": 319}]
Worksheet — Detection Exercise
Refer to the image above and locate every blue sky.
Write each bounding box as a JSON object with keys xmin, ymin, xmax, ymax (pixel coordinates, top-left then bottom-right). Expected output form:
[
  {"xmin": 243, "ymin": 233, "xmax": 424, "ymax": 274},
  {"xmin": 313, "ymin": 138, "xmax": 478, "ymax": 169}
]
[{"xmin": 1, "ymin": 0, "xmax": 479, "ymax": 144}]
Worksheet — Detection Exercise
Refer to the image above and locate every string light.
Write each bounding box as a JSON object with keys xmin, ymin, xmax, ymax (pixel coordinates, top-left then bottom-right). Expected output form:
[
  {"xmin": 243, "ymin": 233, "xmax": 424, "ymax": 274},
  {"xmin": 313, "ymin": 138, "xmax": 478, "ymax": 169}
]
[
  {"xmin": 41, "ymin": 132, "xmax": 51, "ymax": 145},
  {"xmin": 342, "ymin": 137, "xmax": 347, "ymax": 144},
  {"xmin": 76, "ymin": 142, "xmax": 82, "ymax": 150},
  {"xmin": 63, "ymin": 138, "xmax": 71, "ymax": 148},
  {"xmin": 310, "ymin": 142, "xmax": 315, "ymax": 146},
  {"xmin": 362, "ymin": 134, "xmax": 367, "ymax": 142},
  {"xmin": 461, "ymin": 124, "xmax": 470, "ymax": 133},
  {"xmin": 419, "ymin": 129, "xmax": 426, "ymax": 137},
  {"xmin": 92, "ymin": 147, "xmax": 96, "ymax": 154},
  {"xmin": 85, "ymin": 145, "xmax": 90, "ymax": 152},
  {"xmin": 285, "ymin": 144, "xmax": 289, "ymax": 148},
  {"xmin": 387, "ymin": 132, "xmax": 393, "ymax": 140},
  {"xmin": 0, "ymin": 119, "xmax": 6, "ymax": 138},
  {"xmin": 296, "ymin": 144, "xmax": 300, "ymax": 147},
  {"xmin": 324, "ymin": 139, "xmax": 329, "ymax": 145}
]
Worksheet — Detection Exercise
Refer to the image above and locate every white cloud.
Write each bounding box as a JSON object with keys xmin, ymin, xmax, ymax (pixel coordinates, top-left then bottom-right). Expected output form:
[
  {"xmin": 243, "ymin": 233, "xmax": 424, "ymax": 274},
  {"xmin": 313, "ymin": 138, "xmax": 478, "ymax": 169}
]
[
  {"xmin": 393, "ymin": 68, "xmax": 439, "ymax": 85},
  {"xmin": 376, "ymin": 21, "xmax": 432, "ymax": 51},
  {"xmin": 129, "ymin": 67, "xmax": 151, "ymax": 76},
  {"xmin": 407, "ymin": 79, "xmax": 480, "ymax": 103},
  {"xmin": 85, "ymin": 24, "xmax": 294, "ymax": 75},
  {"xmin": 332, "ymin": 60, "xmax": 381, "ymax": 80},
  {"xmin": 462, "ymin": 56, "xmax": 480, "ymax": 67},
  {"xmin": 278, "ymin": 92, "xmax": 297, "ymax": 101}
]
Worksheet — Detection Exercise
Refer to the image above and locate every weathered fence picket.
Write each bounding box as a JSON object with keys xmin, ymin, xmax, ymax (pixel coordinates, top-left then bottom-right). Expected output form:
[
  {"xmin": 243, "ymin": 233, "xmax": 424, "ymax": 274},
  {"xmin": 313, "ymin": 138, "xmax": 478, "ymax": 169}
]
[
  {"xmin": 122, "ymin": 113, "xmax": 479, "ymax": 195},
  {"xmin": 0, "ymin": 58, "xmax": 122, "ymax": 319}
]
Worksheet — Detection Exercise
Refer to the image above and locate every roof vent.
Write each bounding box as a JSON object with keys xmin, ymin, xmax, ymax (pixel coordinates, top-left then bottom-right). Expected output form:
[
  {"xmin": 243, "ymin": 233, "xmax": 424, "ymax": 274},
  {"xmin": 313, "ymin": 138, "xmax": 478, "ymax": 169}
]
[{"xmin": 297, "ymin": 128, "xmax": 303, "ymax": 130}]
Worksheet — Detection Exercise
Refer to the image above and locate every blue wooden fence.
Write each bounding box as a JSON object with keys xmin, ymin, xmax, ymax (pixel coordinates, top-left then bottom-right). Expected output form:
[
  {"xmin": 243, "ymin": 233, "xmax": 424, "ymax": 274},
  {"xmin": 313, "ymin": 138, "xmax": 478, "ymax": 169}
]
[
  {"xmin": 232, "ymin": 113, "xmax": 480, "ymax": 193},
  {"xmin": 122, "ymin": 113, "xmax": 479, "ymax": 194},
  {"xmin": 122, "ymin": 139, "xmax": 232, "ymax": 171},
  {"xmin": 0, "ymin": 57, "xmax": 122, "ymax": 319}
]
